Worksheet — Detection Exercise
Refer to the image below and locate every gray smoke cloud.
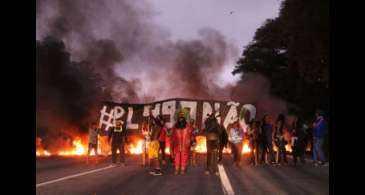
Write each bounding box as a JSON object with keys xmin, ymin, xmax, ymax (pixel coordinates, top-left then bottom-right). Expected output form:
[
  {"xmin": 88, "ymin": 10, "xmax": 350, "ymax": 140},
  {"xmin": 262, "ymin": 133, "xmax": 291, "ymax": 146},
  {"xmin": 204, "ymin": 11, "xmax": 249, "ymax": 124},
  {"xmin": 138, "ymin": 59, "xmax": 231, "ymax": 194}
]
[{"xmin": 36, "ymin": 0, "xmax": 288, "ymax": 137}]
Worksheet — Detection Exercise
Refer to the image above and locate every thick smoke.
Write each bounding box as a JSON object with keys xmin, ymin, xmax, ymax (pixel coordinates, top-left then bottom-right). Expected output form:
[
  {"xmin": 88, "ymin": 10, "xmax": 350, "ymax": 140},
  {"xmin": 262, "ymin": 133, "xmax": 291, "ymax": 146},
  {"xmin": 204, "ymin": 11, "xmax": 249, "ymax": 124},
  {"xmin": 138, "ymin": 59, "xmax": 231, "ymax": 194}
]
[{"xmin": 36, "ymin": 0, "xmax": 288, "ymax": 142}]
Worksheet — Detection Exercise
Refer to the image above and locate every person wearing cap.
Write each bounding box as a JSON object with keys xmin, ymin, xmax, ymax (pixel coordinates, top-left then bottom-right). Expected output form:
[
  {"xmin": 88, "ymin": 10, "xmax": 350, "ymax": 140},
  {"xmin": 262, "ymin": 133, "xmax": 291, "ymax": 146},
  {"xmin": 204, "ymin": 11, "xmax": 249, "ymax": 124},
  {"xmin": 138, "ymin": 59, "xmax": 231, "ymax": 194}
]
[
  {"xmin": 171, "ymin": 109, "xmax": 192, "ymax": 175},
  {"xmin": 312, "ymin": 110, "xmax": 328, "ymax": 166},
  {"xmin": 108, "ymin": 119, "xmax": 127, "ymax": 166}
]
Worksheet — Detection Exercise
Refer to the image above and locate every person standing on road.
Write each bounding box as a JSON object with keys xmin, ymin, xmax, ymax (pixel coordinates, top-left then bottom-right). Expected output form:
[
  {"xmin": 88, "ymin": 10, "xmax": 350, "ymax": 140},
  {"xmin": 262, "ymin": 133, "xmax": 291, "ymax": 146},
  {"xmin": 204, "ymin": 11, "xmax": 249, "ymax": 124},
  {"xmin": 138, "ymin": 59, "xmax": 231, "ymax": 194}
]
[
  {"xmin": 228, "ymin": 119, "xmax": 244, "ymax": 167},
  {"xmin": 189, "ymin": 119, "xmax": 199, "ymax": 167},
  {"xmin": 148, "ymin": 114, "xmax": 164, "ymax": 176},
  {"xmin": 274, "ymin": 114, "xmax": 288, "ymax": 165},
  {"xmin": 141, "ymin": 120, "xmax": 151, "ymax": 167},
  {"xmin": 291, "ymin": 117, "xmax": 307, "ymax": 165},
  {"xmin": 312, "ymin": 110, "xmax": 328, "ymax": 167},
  {"xmin": 204, "ymin": 113, "xmax": 221, "ymax": 175},
  {"xmin": 158, "ymin": 119, "xmax": 168, "ymax": 166},
  {"xmin": 108, "ymin": 119, "xmax": 127, "ymax": 166},
  {"xmin": 261, "ymin": 115, "xmax": 276, "ymax": 165},
  {"xmin": 171, "ymin": 110, "xmax": 192, "ymax": 175},
  {"xmin": 218, "ymin": 123, "xmax": 228, "ymax": 164},
  {"xmin": 87, "ymin": 122, "xmax": 101, "ymax": 164},
  {"xmin": 247, "ymin": 121, "xmax": 260, "ymax": 166}
]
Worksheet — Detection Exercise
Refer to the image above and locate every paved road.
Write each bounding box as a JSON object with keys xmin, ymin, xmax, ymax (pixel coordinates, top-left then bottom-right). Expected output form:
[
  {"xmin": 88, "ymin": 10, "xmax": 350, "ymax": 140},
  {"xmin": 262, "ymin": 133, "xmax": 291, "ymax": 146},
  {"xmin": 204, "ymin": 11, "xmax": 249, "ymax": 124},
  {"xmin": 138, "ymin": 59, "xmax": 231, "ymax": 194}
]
[{"xmin": 36, "ymin": 154, "xmax": 329, "ymax": 195}]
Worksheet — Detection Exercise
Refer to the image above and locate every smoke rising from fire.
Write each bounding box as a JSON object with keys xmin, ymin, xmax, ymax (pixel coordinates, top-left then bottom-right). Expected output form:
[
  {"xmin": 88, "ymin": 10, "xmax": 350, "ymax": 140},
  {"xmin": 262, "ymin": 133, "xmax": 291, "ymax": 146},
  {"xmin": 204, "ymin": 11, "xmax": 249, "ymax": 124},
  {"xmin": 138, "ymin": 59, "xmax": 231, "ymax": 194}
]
[{"xmin": 36, "ymin": 0, "xmax": 288, "ymax": 141}]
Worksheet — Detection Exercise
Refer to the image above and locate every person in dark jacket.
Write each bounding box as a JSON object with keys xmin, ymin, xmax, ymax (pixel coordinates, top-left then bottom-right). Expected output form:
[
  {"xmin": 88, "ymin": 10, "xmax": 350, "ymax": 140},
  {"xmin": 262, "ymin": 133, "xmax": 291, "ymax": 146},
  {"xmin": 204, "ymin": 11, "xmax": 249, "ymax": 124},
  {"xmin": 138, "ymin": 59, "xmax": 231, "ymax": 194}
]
[
  {"xmin": 108, "ymin": 119, "xmax": 128, "ymax": 166},
  {"xmin": 204, "ymin": 113, "xmax": 221, "ymax": 175},
  {"xmin": 291, "ymin": 117, "xmax": 307, "ymax": 165},
  {"xmin": 261, "ymin": 115, "xmax": 275, "ymax": 165},
  {"xmin": 218, "ymin": 123, "xmax": 228, "ymax": 164},
  {"xmin": 274, "ymin": 113, "xmax": 288, "ymax": 165},
  {"xmin": 312, "ymin": 110, "xmax": 328, "ymax": 166}
]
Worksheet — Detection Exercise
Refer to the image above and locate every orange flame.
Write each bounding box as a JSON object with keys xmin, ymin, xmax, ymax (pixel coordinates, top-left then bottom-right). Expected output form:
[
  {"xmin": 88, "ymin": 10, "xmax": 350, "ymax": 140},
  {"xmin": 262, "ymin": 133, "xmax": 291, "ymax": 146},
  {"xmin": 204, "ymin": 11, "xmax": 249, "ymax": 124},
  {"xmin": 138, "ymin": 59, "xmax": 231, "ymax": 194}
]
[{"xmin": 128, "ymin": 140, "xmax": 144, "ymax": 154}]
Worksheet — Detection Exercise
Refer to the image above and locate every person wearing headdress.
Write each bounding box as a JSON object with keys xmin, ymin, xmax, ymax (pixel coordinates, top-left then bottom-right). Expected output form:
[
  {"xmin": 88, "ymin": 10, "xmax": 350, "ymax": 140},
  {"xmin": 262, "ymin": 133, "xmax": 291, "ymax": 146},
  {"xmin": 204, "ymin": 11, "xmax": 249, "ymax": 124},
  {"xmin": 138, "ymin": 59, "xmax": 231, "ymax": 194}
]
[{"xmin": 171, "ymin": 108, "xmax": 192, "ymax": 175}]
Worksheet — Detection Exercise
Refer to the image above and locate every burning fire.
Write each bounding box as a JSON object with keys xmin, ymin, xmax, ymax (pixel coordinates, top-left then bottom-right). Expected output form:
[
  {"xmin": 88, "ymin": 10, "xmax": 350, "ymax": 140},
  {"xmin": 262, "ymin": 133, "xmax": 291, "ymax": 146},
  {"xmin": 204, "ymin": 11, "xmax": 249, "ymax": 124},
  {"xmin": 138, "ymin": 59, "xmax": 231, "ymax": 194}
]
[
  {"xmin": 128, "ymin": 140, "xmax": 144, "ymax": 154},
  {"xmin": 193, "ymin": 136, "xmax": 252, "ymax": 154},
  {"xmin": 58, "ymin": 138, "xmax": 86, "ymax": 156},
  {"xmin": 36, "ymin": 132, "xmax": 294, "ymax": 157}
]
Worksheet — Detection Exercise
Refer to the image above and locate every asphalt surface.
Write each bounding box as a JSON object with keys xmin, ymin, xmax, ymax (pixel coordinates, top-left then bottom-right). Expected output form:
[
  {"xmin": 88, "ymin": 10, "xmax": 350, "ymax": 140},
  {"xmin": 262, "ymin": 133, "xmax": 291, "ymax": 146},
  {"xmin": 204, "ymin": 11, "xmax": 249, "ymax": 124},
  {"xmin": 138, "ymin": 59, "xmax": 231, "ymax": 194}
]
[{"xmin": 36, "ymin": 154, "xmax": 329, "ymax": 195}]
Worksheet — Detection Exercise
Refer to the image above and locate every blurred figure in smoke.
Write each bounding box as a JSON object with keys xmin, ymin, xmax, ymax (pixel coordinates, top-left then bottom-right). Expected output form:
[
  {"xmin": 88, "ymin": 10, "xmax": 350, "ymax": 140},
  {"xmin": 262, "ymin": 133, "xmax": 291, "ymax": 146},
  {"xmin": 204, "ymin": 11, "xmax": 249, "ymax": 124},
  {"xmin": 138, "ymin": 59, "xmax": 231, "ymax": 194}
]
[
  {"xmin": 204, "ymin": 113, "xmax": 221, "ymax": 175},
  {"xmin": 261, "ymin": 115, "xmax": 275, "ymax": 165},
  {"xmin": 87, "ymin": 122, "xmax": 101, "ymax": 164},
  {"xmin": 227, "ymin": 119, "xmax": 244, "ymax": 167},
  {"xmin": 274, "ymin": 114, "xmax": 288, "ymax": 165},
  {"xmin": 218, "ymin": 121, "xmax": 228, "ymax": 164},
  {"xmin": 108, "ymin": 119, "xmax": 127, "ymax": 166},
  {"xmin": 312, "ymin": 110, "xmax": 328, "ymax": 167},
  {"xmin": 247, "ymin": 121, "xmax": 260, "ymax": 166},
  {"xmin": 141, "ymin": 120, "xmax": 151, "ymax": 167},
  {"xmin": 171, "ymin": 109, "xmax": 192, "ymax": 175},
  {"xmin": 158, "ymin": 117, "xmax": 168, "ymax": 166},
  {"xmin": 148, "ymin": 114, "xmax": 164, "ymax": 176},
  {"xmin": 291, "ymin": 117, "xmax": 307, "ymax": 165},
  {"xmin": 189, "ymin": 119, "xmax": 199, "ymax": 167}
]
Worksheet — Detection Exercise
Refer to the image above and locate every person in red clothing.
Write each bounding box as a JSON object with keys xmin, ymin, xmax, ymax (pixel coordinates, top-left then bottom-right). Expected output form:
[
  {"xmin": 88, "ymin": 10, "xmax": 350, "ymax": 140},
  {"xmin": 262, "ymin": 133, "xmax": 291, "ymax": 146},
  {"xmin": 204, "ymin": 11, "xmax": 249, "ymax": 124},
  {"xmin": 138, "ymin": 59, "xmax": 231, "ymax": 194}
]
[
  {"xmin": 171, "ymin": 110, "xmax": 192, "ymax": 175},
  {"xmin": 158, "ymin": 119, "xmax": 168, "ymax": 165}
]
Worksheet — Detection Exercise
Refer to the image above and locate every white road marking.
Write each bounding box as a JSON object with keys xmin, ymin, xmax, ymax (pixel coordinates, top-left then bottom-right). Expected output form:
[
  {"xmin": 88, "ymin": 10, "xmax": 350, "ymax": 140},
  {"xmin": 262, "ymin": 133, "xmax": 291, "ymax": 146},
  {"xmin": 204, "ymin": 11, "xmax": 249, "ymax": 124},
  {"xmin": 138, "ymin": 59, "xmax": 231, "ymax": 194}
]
[
  {"xmin": 218, "ymin": 164, "xmax": 235, "ymax": 195},
  {"xmin": 36, "ymin": 165, "xmax": 116, "ymax": 188}
]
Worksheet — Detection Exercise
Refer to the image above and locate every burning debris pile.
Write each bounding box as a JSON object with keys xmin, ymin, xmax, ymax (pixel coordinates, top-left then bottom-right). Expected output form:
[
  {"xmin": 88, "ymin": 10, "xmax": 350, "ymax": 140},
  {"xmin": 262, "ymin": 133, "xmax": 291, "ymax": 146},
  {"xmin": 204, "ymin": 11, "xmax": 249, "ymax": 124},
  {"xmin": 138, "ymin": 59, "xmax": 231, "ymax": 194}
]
[{"xmin": 36, "ymin": 134, "xmax": 294, "ymax": 157}]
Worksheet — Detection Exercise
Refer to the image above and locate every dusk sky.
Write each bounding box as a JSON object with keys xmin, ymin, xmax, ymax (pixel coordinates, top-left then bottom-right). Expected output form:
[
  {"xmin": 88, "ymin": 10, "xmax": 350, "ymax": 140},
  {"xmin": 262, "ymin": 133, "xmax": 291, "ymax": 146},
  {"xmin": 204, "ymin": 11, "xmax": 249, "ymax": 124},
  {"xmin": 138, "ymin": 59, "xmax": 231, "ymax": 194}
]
[{"xmin": 149, "ymin": 0, "xmax": 282, "ymax": 85}]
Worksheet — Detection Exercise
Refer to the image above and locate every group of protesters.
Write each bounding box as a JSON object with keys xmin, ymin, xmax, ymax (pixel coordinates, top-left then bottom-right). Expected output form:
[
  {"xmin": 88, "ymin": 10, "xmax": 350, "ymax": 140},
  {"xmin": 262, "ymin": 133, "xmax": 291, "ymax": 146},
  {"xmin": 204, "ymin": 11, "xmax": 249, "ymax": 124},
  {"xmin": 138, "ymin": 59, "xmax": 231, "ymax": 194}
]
[{"xmin": 86, "ymin": 108, "xmax": 329, "ymax": 176}]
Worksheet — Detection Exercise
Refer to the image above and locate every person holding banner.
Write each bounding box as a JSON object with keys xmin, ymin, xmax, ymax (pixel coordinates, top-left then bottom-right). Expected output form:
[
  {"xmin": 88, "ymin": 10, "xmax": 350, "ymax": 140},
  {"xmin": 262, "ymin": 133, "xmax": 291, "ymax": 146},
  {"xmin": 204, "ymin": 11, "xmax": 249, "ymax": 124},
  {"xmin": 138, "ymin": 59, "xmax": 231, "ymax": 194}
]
[
  {"xmin": 148, "ymin": 114, "xmax": 164, "ymax": 176},
  {"xmin": 141, "ymin": 120, "xmax": 151, "ymax": 167},
  {"xmin": 228, "ymin": 119, "xmax": 244, "ymax": 167},
  {"xmin": 204, "ymin": 113, "xmax": 221, "ymax": 175},
  {"xmin": 158, "ymin": 118, "xmax": 168, "ymax": 166},
  {"xmin": 87, "ymin": 122, "xmax": 101, "ymax": 164},
  {"xmin": 108, "ymin": 119, "xmax": 127, "ymax": 166},
  {"xmin": 171, "ymin": 109, "xmax": 192, "ymax": 175}
]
